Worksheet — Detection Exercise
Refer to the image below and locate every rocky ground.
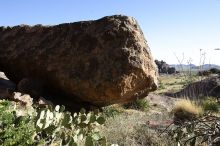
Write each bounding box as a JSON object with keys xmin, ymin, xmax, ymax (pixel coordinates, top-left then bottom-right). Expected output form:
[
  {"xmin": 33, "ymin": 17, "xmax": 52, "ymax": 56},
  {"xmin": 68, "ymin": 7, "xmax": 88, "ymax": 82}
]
[{"xmin": 98, "ymin": 93, "xmax": 176, "ymax": 146}]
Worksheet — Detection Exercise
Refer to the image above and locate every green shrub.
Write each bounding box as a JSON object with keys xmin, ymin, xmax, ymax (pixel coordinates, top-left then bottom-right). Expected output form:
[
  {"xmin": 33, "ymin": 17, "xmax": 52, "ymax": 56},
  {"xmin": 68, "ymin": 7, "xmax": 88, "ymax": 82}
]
[
  {"xmin": 159, "ymin": 82, "xmax": 166, "ymax": 89},
  {"xmin": 102, "ymin": 106, "xmax": 121, "ymax": 118},
  {"xmin": 209, "ymin": 68, "xmax": 220, "ymax": 74},
  {"xmin": 0, "ymin": 100, "xmax": 106, "ymax": 146},
  {"xmin": 202, "ymin": 97, "xmax": 219, "ymax": 112},
  {"xmin": 166, "ymin": 114, "xmax": 220, "ymax": 146},
  {"xmin": 124, "ymin": 98, "xmax": 150, "ymax": 111},
  {"xmin": 198, "ymin": 70, "xmax": 211, "ymax": 76},
  {"xmin": 0, "ymin": 100, "xmax": 38, "ymax": 146}
]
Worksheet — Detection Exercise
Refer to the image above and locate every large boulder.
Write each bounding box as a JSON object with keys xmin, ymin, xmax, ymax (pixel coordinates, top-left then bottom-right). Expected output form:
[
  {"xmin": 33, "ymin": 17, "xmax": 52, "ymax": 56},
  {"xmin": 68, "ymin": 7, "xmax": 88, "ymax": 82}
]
[{"xmin": 0, "ymin": 15, "xmax": 158, "ymax": 106}]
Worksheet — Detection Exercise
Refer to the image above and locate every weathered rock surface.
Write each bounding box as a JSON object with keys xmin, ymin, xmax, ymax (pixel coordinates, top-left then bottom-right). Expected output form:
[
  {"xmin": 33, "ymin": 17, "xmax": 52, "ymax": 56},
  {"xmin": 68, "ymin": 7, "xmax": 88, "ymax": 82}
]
[{"xmin": 0, "ymin": 15, "xmax": 158, "ymax": 106}]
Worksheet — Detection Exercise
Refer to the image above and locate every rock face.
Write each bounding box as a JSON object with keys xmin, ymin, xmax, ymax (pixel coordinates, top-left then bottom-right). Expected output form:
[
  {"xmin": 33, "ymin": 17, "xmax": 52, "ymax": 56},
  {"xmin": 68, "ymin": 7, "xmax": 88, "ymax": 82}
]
[{"xmin": 0, "ymin": 15, "xmax": 158, "ymax": 106}]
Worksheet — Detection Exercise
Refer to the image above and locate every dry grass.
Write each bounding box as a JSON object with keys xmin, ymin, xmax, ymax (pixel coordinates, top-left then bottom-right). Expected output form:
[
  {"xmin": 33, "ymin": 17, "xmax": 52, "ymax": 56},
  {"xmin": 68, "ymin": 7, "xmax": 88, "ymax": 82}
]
[
  {"xmin": 155, "ymin": 75, "xmax": 188, "ymax": 94},
  {"xmin": 155, "ymin": 74, "xmax": 202, "ymax": 95},
  {"xmin": 99, "ymin": 105, "xmax": 174, "ymax": 146},
  {"xmin": 172, "ymin": 99, "xmax": 203, "ymax": 124},
  {"xmin": 173, "ymin": 99, "xmax": 203, "ymax": 115}
]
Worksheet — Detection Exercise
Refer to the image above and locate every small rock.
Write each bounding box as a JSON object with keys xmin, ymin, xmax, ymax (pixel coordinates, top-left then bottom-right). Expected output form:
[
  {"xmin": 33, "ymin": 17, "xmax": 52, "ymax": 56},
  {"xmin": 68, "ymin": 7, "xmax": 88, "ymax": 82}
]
[
  {"xmin": 37, "ymin": 97, "xmax": 53, "ymax": 107},
  {"xmin": 13, "ymin": 92, "xmax": 33, "ymax": 107}
]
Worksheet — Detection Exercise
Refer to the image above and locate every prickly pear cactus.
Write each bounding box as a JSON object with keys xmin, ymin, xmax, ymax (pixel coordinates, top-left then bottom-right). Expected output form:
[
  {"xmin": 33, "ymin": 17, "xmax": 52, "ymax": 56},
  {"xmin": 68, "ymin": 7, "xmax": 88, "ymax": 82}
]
[{"xmin": 35, "ymin": 105, "xmax": 106, "ymax": 146}]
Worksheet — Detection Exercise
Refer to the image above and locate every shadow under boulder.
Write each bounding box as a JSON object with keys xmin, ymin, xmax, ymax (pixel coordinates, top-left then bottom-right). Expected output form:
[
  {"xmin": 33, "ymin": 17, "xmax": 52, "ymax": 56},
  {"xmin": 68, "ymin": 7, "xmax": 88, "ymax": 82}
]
[{"xmin": 0, "ymin": 71, "xmax": 95, "ymax": 112}]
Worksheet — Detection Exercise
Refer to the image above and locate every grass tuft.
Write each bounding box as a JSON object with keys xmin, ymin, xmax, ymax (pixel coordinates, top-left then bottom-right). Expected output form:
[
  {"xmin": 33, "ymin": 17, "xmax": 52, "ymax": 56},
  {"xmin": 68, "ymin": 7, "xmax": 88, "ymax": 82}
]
[
  {"xmin": 123, "ymin": 98, "xmax": 150, "ymax": 111},
  {"xmin": 172, "ymin": 99, "xmax": 203, "ymax": 124},
  {"xmin": 202, "ymin": 97, "xmax": 219, "ymax": 113}
]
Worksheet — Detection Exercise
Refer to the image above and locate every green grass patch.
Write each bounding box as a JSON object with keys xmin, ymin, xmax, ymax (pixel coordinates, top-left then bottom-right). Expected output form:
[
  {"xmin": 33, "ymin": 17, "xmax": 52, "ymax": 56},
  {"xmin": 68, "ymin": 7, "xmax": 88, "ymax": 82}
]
[
  {"xmin": 123, "ymin": 98, "xmax": 150, "ymax": 111},
  {"xmin": 202, "ymin": 97, "xmax": 219, "ymax": 112},
  {"xmin": 102, "ymin": 105, "xmax": 122, "ymax": 118}
]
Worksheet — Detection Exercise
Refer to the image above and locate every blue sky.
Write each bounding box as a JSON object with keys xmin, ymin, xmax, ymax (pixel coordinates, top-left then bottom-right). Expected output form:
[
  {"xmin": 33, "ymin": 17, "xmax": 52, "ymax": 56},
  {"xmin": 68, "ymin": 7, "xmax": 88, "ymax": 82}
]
[{"xmin": 1, "ymin": 0, "xmax": 220, "ymax": 65}]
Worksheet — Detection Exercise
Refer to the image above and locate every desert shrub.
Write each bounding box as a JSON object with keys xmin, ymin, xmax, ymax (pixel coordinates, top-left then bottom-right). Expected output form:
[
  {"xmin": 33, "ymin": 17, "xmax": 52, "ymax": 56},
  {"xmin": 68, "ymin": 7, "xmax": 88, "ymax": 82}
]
[
  {"xmin": 198, "ymin": 70, "xmax": 211, "ymax": 76},
  {"xmin": 102, "ymin": 105, "xmax": 121, "ymax": 118},
  {"xmin": 124, "ymin": 98, "xmax": 150, "ymax": 111},
  {"xmin": 198, "ymin": 68, "xmax": 220, "ymax": 76},
  {"xmin": 158, "ymin": 82, "xmax": 165, "ymax": 89},
  {"xmin": 0, "ymin": 100, "xmax": 38, "ymax": 146},
  {"xmin": 168, "ymin": 67, "xmax": 176, "ymax": 74},
  {"xmin": 0, "ymin": 100, "xmax": 106, "ymax": 146},
  {"xmin": 202, "ymin": 97, "xmax": 219, "ymax": 112},
  {"xmin": 165, "ymin": 113, "xmax": 220, "ymax": 146},
  {"xmin": 172, "ymin": 99, "xmax": 203, "ymax": 125},
  {"xmin": 209, "ymin": 68, "xmax": 220, "ymax": 74}
]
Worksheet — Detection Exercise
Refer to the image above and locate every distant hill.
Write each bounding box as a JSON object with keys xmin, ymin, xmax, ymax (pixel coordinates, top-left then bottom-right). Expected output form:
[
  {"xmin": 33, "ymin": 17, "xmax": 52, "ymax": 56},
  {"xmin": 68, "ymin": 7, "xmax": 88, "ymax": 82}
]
[{"xmin": 169, "ymin": 64, "xmax": 220, "ymax": 71}]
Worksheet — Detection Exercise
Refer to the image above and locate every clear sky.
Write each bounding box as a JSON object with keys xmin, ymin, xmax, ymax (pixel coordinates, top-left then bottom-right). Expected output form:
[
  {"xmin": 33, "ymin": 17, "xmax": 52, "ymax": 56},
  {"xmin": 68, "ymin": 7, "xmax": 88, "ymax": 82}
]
[{"xmin": 0, "ymin": 0, "xmax": 220, "ymax": 65}]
